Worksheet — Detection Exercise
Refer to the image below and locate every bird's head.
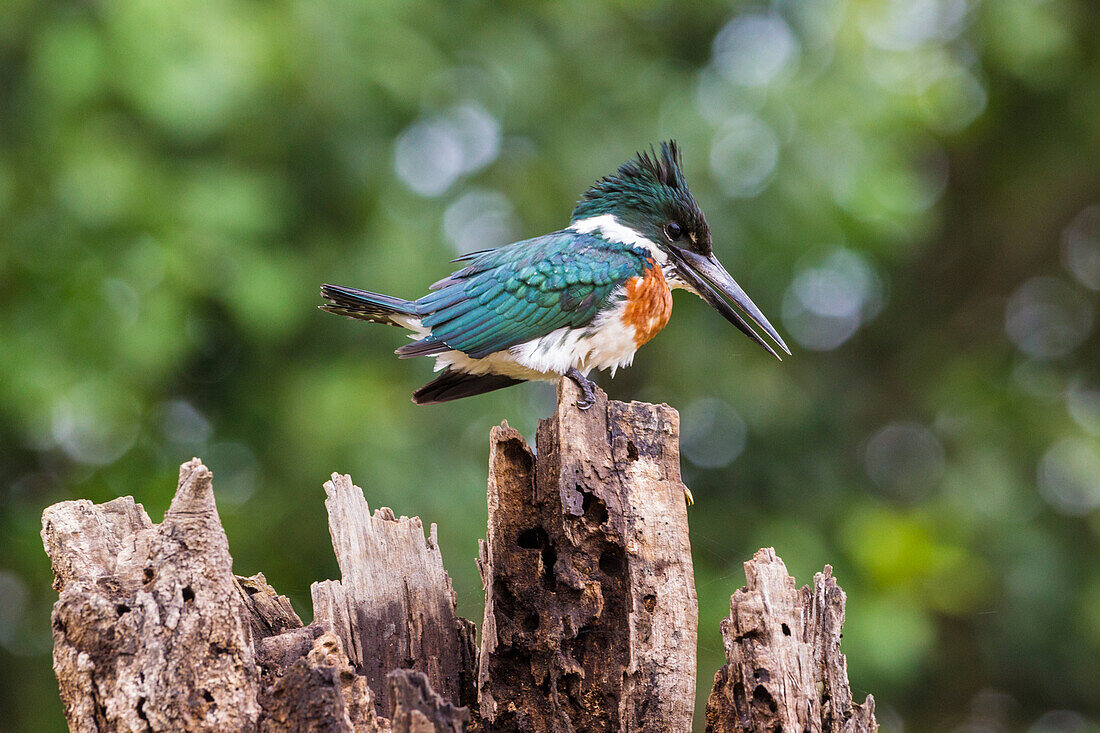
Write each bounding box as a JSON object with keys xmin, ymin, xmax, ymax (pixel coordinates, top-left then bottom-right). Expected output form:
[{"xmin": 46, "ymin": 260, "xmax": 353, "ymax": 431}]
[{"xmin": 571, "ymin": 141, "xmax": 790, "ymax": 359}]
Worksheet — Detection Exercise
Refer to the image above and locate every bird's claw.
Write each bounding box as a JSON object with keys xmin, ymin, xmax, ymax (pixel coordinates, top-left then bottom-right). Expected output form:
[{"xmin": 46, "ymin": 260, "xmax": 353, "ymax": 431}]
[{"xmin": 566, "ymin": 367, "xmax": 597, "ymax": 412}]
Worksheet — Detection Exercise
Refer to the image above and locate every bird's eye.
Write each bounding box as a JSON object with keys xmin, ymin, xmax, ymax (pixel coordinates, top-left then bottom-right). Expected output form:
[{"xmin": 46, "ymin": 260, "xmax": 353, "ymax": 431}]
[{"xmin": 664, "ymin": 222, "xmax": 683, "ymax": 241}]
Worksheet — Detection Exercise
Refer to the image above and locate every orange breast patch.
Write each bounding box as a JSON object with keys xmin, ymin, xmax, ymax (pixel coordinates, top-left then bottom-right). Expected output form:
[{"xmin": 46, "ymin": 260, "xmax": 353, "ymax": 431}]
[{"xmin": 622, "ymin": 262, "xmax": 673, "ymax": 347}]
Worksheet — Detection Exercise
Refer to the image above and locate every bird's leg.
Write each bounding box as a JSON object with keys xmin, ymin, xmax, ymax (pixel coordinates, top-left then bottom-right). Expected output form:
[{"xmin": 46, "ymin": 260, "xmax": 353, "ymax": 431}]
[{"xmin": 566, "ymin": 367, "xmax": 597, "ymax": 411}]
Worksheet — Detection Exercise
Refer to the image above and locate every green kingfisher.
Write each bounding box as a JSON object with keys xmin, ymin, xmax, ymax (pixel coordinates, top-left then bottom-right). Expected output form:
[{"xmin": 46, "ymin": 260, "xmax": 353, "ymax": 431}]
[{"xmin": 320, "ymin": 141, "xmax": 789, "ymax": 407}]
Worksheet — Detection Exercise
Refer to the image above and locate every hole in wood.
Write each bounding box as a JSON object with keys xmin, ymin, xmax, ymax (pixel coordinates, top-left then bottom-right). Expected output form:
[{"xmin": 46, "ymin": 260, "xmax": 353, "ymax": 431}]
[
  {"xmin": 598, "ymin": 548, "xmax": 623, "ymax": 575},
  {"xmin": 202, "ymin": 690, "xmax": 214, "ymax": 703},
  {"xmin": 115, "ymin": 604, "xmax": 130, "ymax": 616},
  {"xmin": 541, "ymin": 543, "xmax": 557, "ymax": 590},
  {"xmin": 516, "ymin": 527, "xmax": 546, "ymax": 550},
  {"xmin": 182, "ymin": 586, "xmax": 195, "ymax": 604},
  {"xmin": 562, "ymin": 671, "xmax": 583, "ymax": 710},
  {"xmin": 642, "ymin": 594, "xmax": 657, "ymax": 613},
  {"xmin": 753, "ymin": 684, "xmax": 777, "ymax": 713},
  {"xmin": 569, "ymin": 635, "xmax": 585, "ymax": 663},
  {"xmin": 626, "ymin": 440, "xmax": 639, "ymax": 461},
  {"xmin": 143, "ymin": 567, "xmax": 154, "ymax": 584},
  {"xmin": 581, "ymin": 492, "xmax": 608, "ymax": 524},
  {"xmin": 733, "ymin": 681, "xmax": 746, "ymax": 704},
  {"xmin": 781, "ymin": 623, "xmax": 791, "ymax": 636}
]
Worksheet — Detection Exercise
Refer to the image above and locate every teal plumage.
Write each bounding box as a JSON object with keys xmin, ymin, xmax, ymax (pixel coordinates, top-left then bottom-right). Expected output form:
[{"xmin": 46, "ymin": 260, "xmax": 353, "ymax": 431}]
[
  {"xmin": 320, "ymin": 140, "xmax": 789, "ymax": 405},
  {"xmin": 411, "ymin": 231, "xmax": 649, "ymax": 359}
]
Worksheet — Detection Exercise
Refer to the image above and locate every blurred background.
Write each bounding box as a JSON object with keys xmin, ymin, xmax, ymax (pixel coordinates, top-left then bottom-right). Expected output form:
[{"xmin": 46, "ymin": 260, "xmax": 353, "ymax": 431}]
[{"xmin": 1, "ymin": 0, "xmax": 1098, "ymax": 729}]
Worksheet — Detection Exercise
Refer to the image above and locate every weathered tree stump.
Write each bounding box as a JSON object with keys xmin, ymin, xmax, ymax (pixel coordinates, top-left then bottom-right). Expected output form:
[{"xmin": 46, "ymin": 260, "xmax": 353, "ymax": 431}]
[
  {"xmin": 478, "ymin": 378, "xmax": 698, "ymax": 731},
  {"xmin": 388, "ymin": 670, "xmax": 471, "ymax": 733},
  {"xmin": 311, "ymin": 473, "xmax": 477, "ymax": 718},
  {"xmin": 705, "ymin": 548, "xmax": 877, "ymax": 733},
  {"xmin": 40, "ymin": 459, "xmax": 441, "ymax": 732},
  {"xmin": 41, "ymin": 379, "xmax": 876, "ymax": 733},
  {"xmin": 43, "ymin": 461, "xmax": 265, "ymax": 731}
]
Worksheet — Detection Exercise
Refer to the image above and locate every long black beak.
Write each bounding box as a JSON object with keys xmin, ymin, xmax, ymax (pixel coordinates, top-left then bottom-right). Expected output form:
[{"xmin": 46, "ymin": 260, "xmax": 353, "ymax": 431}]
[{"xmin": 670, "ymin": 248, "xmax": 791, "ymax": 360}]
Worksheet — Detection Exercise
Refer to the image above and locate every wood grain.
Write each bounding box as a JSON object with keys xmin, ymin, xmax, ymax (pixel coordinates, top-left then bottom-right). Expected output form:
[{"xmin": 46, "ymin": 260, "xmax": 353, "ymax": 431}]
[
  {"xmin": 477, "ymin": 378, "xmax": 697, "ymax": 732},
  {"xmin": 41, "ymin": 383, "xmax": 878, "ymax": 732},
  {"xmin": 705, "ymin": 548, "xmax": 878, "ymax": 733},
  {"xmin": 310, "ymin": 473, "xmax": 477, "ymax": 719}
]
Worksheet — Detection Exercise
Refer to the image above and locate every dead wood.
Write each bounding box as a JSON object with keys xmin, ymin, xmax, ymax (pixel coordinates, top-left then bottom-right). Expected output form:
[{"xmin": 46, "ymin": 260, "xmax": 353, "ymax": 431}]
[
  {"xmin": 310, "ymin": 473, "xmax": 478, "ymax": 719},
  {"xmin": 258, "ymin": 630, "xmax": 386, "ymax": 733},
  {"xmin": 477, "ymin": 379, "xmax": 697, "ymax": 732},
  {"xmin": 43, "ymin": 460, "xmax": 263, "ymax": 731},
  {"xmin": 41, "ymin": 459, "xmax": 455, "ymax": 732},
  {"xmin": 705, "ymin": 548, "xmax": 878, "ymax": 733},
  {"xmin": 389, "ymin": 670, "xmax": 470, "ymax": 733},
  {"xmin": 42, "ymin": 380, "xmax": 877, "ymax": 733}
]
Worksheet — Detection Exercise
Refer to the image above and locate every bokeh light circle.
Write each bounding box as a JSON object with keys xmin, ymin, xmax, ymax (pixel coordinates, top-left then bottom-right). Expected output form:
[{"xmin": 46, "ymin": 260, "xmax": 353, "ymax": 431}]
[{"xmin": 864, "ymin": 421, "xmax": 946, "ymax": 501}]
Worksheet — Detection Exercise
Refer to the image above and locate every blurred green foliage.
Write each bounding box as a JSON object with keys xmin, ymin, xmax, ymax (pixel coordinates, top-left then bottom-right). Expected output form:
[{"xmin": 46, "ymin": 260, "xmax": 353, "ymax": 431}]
[{"xmin": 2, "ymin": 0, "xmax": 1099, "ymax": 730}]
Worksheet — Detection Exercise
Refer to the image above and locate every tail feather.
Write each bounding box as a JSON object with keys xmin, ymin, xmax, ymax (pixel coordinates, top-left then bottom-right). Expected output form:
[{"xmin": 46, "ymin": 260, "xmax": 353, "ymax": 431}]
[
  {"xmin": 412, "ymin": 369, "xmax": 523, "ymax": 405},
  {"xmin": 319, "ymin": 284, "xmax": 417, "ymax": 327},
  {"xmin": 395, "ymin": 339, "xmax": 451, "ymax": 359}
]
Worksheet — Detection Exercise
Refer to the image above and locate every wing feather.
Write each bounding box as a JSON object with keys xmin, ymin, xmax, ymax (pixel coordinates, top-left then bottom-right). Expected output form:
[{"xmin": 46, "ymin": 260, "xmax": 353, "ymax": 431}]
[{"xmin": 410, "ymin": 231, "xmax": 648, "ymax": 360}]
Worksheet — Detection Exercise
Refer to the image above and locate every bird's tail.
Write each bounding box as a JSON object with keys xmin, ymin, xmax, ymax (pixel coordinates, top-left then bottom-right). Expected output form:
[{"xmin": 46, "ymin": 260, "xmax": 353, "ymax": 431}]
[
  {"xmin": 412, "ymin": 368, "xmax": 523, "ymax": 404},
  {"xmin": 319, "ymin": 284, "xmax": 419, "ymax": 328}
]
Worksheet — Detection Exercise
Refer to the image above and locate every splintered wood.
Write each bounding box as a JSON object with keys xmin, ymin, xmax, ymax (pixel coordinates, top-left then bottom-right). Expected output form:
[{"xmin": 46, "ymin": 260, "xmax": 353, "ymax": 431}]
[
  {"xmin": 705, "ymin": 548, "xmax": 878, "ymax": 733},
  {"xmin": 40, "ymin": 459, "xmax": 434, "ymax": 733},
  {"xmin": 311, "ymin": 473, "xmax": 477, "ymax": 719},
  {"xmin": 41, "ymin": 380, "xmax": 878, "ymax": 733},
  {"xmin": 478, "ymin": 378, "xmax": 698, "ymax": 732}
]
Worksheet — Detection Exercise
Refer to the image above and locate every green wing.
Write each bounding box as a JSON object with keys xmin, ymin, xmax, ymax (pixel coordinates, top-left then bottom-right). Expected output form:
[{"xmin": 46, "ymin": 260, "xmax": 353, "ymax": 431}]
[{"xmin": 411, "ymin": 231, "xmax": 649, "ymax": 359}]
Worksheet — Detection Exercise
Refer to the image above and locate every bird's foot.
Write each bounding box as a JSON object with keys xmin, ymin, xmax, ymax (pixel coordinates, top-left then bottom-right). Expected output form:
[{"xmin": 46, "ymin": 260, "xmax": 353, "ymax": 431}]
[
  {"xmin": 684, "ymin": 487, "xmax": 695, "ymax": 506},
  {"xmin": 566, "ymin": 367, "xmax": 597, "ymax": 411}
]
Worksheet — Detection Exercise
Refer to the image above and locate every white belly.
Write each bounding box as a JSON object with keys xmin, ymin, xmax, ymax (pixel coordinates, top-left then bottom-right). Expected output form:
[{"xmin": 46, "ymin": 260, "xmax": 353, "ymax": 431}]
[{"xmin": 420, "ymin": 298, "xmax": 642, "ymax": 380}]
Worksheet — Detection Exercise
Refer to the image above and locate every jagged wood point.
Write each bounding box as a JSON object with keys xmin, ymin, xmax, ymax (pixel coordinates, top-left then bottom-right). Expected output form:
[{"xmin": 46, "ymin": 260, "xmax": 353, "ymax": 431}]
[
  {"xmin": 705, "ymin": 548, "xmax": 878, "ymax": 733},
  {"xmin": 41, "ymin": 379, "xmax": 876, "ymax": 732}
]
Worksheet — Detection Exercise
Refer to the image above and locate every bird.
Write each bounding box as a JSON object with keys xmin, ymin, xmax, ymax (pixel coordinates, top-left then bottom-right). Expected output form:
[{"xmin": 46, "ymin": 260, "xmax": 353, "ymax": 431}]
[{"xmin": 320, "ymin": 141, "xmax": 789, "ymax": 408}]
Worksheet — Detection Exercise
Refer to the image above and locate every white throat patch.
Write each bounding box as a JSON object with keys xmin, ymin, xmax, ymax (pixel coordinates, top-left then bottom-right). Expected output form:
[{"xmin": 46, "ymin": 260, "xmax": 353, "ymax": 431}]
[{"xmin": 569, "ymin": 214, "xmax": 668, "ymax": 264}]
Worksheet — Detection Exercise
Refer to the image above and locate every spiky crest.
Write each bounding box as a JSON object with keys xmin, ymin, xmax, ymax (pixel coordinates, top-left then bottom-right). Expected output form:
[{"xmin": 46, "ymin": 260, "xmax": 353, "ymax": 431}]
[{"xmin": 571, "ymin": 140, "xmax": 711, "ymax": 254}]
